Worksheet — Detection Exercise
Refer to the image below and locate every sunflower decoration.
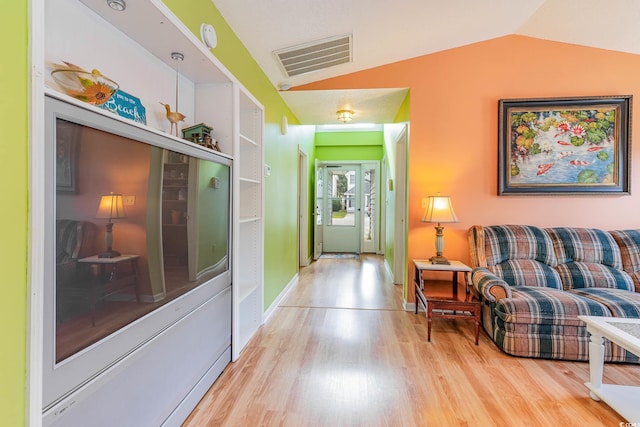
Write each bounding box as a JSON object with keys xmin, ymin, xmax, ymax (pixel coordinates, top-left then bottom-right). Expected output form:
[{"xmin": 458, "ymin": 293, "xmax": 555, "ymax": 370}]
[{"xmin": 51, "ymin": 61, "xmax": 119, "ymax": 106}]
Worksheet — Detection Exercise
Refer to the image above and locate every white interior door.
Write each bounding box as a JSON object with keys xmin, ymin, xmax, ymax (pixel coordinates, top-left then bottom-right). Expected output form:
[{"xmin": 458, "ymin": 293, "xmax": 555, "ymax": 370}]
[
  {"xmin": 393, "ymin": 127, "xmax": 407, "ymax": 284},
  {"xmin": 313, "ymin": 161, "xmax": 323, "ymax": 260},
  {"xmin": 322, "ymin": 165, "xmax": 361, "ymax": 253},
  {"xmin": 361, "ymin": 163, "xmax": 379, "ymax": 253}
]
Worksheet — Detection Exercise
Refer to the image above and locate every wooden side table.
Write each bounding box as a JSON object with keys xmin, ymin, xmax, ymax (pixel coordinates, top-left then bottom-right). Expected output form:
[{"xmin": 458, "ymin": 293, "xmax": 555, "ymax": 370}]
[
  {"xmin": 413, "ymin": 259, "xmax": 480, "ymax": 345},
  {"xmin": 78, "ymin": 254, "xmax": 141, "ymax": 326}
]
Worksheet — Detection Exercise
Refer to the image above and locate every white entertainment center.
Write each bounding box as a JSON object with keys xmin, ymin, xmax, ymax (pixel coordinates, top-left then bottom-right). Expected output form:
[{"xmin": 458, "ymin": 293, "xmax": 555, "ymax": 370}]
[{"xmin": 36, "ymin": 0, "xmax": 264, "ymax": 425}]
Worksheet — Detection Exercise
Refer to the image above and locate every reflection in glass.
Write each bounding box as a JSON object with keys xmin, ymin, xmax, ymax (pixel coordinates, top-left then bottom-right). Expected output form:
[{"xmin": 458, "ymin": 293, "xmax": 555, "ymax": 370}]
[
  {"xmin": 327, "ymin": 169, "xmax": 355, "ymax": 226},
  {"xmin": 363, "ymin": 168, "xmax": 375, "ymax": 242},
  {"xmin": 55, "ymin": 119, "xmax": 230, "ymax": 362},
  {"xmin": 316, "ymin": 166, "xmax": 323, "ymax": 226}
]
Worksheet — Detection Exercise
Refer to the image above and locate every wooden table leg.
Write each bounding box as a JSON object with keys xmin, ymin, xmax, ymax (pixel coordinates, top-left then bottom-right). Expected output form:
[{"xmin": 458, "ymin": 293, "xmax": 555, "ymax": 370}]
[
  {"xmin": 414, "ymin": 265, "xmax": 419, "ymax": 314},
  {"xmin": 427, "ymin": 301, "xmax": 433, "ymax": 342},
  {"xmin": 474, "ymin": 305, "xmax": 480, "ymax": 345},
  {"xmin": 452, "ymin": 271, "xmax": 458, "ymax": 299}
]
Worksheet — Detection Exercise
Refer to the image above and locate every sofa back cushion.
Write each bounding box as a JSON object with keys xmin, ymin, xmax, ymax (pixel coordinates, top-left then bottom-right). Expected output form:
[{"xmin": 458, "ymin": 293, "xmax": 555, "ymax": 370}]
[
  {"xmin": 546, "ymin": 227, "xmax": 634, "ymax": 291},
  {"xmin": 56, "ymin": 220, "xmax": 86, "ymax": 264},
  {"xmin": 609, "ymin": 229, "xmax": 640, "ymax": 291},
  {"xmin": 472, "ymin": 225, "xmax": 562, "ymax": 289}
]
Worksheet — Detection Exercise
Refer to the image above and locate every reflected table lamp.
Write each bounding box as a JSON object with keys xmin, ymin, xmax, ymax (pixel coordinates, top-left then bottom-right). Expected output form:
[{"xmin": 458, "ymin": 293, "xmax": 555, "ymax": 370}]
[
  {"xmin": 96, "ymin": 192, "xmax": 127, "ymax": 258},
  {"xmin": 422, "ymin": 194, "xmax": 458, "ymax": 265}
]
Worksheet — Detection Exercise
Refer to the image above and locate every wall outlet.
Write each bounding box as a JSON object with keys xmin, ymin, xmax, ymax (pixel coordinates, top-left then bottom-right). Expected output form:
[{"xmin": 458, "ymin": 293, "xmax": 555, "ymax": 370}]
[{"xmin": 123, "ymin": 195, "xmax": 136, "ymax": 206}]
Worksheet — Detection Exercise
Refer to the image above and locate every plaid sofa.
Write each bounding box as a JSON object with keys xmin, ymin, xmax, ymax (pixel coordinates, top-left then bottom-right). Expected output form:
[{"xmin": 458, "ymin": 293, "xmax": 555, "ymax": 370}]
[{"xmin": 469, "ymin": 225, "xmax": 640, "ymax": 362}]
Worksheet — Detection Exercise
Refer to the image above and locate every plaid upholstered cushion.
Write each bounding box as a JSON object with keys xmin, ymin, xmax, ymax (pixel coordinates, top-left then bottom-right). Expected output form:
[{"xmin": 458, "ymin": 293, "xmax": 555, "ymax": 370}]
[
  {"xmin": 569, "ymin": 288, "xmax": 640, "ymax": 318},
  {"xmin": 494, "ymin": 287, "xmax": 610, "ymax": 326},
  {"xmin": 489, "ymin": 259, "xmax": 562, "ymax": 289},
  {"xmin": 494, "ymin": 320, "xmax": 603, "ymax": 361},
  {"xmin": 546, "ymin": 227, "xmax": 623, "ymax": 268},
  {"xmin": 493, "ymin": 287, "xmax": 613, "ymax": 361},
  {"xmin": 483, "ymin": 225, "xmax": 557, "ymax": 267},
  {"xmin": 547, "ymin": 227, "xmax": 633, "ymax": 291},
  {"xmin": 555, "ymin": 262, "xmax": 634, "ymax": 291},
  {"xmin": 609, "ymin": 229, "xmax": 640, "ymax": 291}
]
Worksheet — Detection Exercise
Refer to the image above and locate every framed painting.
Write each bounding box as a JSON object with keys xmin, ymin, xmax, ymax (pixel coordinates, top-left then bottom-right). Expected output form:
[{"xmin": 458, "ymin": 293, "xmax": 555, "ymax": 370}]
[
  {"xmin": 56, "ymin": 120, "xmax": 80, "ymax": 193},
  {"xmin": 498, "ymin": 96, "xmax": 632, "ymax": 195}
]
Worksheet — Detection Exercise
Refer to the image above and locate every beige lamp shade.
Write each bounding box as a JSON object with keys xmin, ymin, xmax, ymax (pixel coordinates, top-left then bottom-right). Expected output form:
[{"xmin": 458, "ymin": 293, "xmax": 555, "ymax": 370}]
[
  {"xmin": 422, "ymin": 195, "xmax": 458, "ymax": 224},
  {"xmin": 96, "ymin": 192, "xmax": 127, "ymax": 221}
]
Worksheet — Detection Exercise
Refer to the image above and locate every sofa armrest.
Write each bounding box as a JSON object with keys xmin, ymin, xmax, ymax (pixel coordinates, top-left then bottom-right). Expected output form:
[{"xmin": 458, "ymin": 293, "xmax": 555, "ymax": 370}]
[{"xmin": 471, "ymin": 268, "xmax": 512, "ymax": 302}]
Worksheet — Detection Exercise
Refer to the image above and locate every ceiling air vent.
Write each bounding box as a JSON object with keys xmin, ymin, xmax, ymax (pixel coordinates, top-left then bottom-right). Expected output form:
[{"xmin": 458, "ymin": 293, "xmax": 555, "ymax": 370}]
[{"xmin": 274, "ymin": 34, "xmax": 352, "ymax": 78}]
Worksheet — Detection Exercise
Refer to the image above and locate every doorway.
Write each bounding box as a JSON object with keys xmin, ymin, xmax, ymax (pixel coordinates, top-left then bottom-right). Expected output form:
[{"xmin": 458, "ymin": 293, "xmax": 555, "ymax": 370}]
[{"xmin": 314, "ymin": 161, "xmax": 380, "ymax": 256}]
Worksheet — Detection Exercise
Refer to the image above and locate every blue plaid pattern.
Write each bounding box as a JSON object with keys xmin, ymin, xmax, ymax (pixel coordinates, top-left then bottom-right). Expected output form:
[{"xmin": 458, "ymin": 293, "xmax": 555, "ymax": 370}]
[
  {"xmin": 547, "ymin": 227, "xmax": 623, "ymax": 269},
  {"xmin": 547, "ymin": 227, "xmax": 633, "ymax": 291},
  {"xmin": 555, "ymin": 262, "xmax": 634, "ymax": 291},
  {"xmin": 494, "ymin": 287, "xmax": 610, "ymax": 326},
  {"xmin": 569, "ymin": 288, "xmax": 640, "ymax": 318},
  {"xmin": 490, "ymin": 259, "xmax": 562, "ymax": 289},
  {"xmin": 469, "ymin": 224, "xmax": 640, "ymax": 361},
  {"xmin": 483, "ymin": 225, "xmax": 557, "ymax": 267},
  {"xmin": 472, "ymin": 268, "xmax": 512, "ymax": 302},
  {"xmin": 493, "ymin": 287, "xmax": 612, "ymax": 360},
  {"xmin": 610, "ymin": 229, "xmax": 640, "ymax": 292}
]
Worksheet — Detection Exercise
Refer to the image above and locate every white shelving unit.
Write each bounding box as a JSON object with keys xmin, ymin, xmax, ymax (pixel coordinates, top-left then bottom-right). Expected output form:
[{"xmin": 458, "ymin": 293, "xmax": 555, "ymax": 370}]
[
  {"xmin": 235, "ymin": 89, "xmax": 264, "ymax": 352},
  {"xmin": 39, "ymin": 0, "xmax": 265, "ymax": 424}
]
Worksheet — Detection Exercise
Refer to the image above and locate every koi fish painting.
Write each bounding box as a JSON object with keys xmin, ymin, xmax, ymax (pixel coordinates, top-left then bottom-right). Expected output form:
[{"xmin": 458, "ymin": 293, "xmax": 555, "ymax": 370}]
[{"xmin": 498, "ymin": 96, "xmax": 631, "ymax": 195}]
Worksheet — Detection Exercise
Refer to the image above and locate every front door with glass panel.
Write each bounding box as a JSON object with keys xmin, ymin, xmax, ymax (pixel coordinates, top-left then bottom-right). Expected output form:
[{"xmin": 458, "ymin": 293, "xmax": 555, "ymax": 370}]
[{"xmin": 321, "ymin": 165, "xmax": 361, "ymax": 253}]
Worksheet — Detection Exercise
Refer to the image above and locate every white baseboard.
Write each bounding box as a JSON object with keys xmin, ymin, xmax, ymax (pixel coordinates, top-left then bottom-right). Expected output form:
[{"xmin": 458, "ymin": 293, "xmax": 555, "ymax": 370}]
[
  {"xmin": 404, "ymin": 301, "xmax": 419, "ymax": 312},
  {"xmin": 263, "ymin": 273, "xmax": 299, "ymax": 323},
  {"xmin": 140, "ymin": 292, "xmax": 165, "ymax": 303}
]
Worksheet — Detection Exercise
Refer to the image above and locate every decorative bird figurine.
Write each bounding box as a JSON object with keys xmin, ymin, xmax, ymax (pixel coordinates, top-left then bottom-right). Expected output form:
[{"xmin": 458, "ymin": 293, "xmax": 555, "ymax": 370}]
[{"xmin": 160, "ymin": 103, "xmax": 186, "ymax": 136}]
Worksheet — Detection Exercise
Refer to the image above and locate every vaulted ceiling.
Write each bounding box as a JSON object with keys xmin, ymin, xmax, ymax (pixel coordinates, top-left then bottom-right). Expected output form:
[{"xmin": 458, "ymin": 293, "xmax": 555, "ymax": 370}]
[{"xmin": 213, "ymin": 0, "xmax": 640, "ymax": 124}]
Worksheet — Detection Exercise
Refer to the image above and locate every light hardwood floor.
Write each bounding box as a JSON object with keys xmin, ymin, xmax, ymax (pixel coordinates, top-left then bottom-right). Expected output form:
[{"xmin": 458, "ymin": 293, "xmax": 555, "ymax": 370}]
[{"xmin": 183, "ymin": 254, "xmax": 639, "ymax": 426}]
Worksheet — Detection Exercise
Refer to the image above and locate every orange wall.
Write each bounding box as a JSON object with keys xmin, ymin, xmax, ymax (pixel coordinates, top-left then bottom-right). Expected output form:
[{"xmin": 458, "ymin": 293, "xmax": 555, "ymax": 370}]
[{"xmin": 298, "ymin": 35, "xmax": 640, "ymax": 299}]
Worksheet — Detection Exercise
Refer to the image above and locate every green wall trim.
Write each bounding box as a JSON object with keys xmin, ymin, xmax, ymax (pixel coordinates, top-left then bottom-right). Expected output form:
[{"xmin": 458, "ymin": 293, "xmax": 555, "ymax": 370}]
[
  {"xmin": 3, "ymin": 0, "xmax": 28, "ymax": 425},
  {"xmin": 315, "ymin": 146, "xmax": 383, "ymax": 161},
  {"xmin": 315, "ymin": 131, "xmax": 383, "ymax": 146}
]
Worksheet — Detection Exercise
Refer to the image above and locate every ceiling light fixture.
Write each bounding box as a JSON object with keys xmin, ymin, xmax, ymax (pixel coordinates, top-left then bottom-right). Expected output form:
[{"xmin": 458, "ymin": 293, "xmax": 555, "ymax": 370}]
[
  {"xmin": 106, "ymin": 0, "xmax": 126, "ymax": 11},
  {"xmin": 337, "ymin": 109, "xmax": 354, "ymax": 123}
]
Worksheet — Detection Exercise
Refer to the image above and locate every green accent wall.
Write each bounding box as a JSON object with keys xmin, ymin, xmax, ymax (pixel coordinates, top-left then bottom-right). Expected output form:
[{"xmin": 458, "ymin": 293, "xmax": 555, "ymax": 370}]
[
  {"xmin": 3, "ymin": 1, "xmax": 28, "ymax": 425},
  {"xmin": 395, "ymin": 91, "xmax": 411, "ymax": 123},
  {"xmin": 163, "ymin": 0, "xmax": 316, "ymax": 309},
  {"xmin": 315, "ymin": 131, "xmax": 384, "ymax": 161}
]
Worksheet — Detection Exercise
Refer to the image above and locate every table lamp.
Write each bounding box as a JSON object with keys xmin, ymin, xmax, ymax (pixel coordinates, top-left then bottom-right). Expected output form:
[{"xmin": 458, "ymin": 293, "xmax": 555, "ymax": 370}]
[
  {"xmin": 96, "ymin": 192, "xmax": 127, "ymax": 258},
  {"xmin": 422, "ymin": 193, "xmax": 458, "ymax": 265}
]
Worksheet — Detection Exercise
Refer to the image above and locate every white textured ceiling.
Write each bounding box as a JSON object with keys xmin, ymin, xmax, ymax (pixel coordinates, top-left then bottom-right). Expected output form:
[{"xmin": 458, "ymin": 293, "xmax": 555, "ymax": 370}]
[
  {"xmin": 212, "ymin": 0, "xmax": 640, "ymax": 124},
  {"xmin": 280, "ymin": 88, "xmax": 408, "ymax": 125}
]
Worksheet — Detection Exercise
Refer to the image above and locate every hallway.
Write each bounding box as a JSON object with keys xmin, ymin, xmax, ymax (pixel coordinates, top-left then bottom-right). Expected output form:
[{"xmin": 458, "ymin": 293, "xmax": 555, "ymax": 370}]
[{"xmin": 183, "ymin": 255, "xmax": 633, "ymax": 426}]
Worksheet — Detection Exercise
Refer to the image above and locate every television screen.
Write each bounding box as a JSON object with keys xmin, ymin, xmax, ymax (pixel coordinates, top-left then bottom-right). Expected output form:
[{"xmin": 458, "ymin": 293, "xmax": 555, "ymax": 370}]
[{"xmin": 43, "ymin": 95, "xmax": 232, "ymax": 409}]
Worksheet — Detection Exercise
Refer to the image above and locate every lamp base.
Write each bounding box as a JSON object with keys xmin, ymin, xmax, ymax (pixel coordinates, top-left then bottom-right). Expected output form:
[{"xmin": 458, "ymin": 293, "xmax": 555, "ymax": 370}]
[
  {"xmin": 98, "ymin": 250, "xmax": 121, "ymax": 259},
  {"xmin": 429, "ymin": 255, "xmax": 450, "ymax": 265}
]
